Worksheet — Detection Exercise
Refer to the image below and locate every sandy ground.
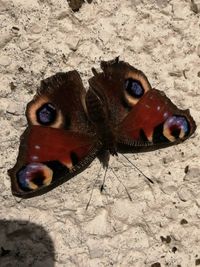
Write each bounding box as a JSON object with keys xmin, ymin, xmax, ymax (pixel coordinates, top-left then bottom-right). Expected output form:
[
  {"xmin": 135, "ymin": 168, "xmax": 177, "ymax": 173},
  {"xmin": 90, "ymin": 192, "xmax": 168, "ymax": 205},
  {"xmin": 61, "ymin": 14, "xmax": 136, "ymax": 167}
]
[{"xmin": 0, "ymin": 0, "xmax": 200, "ymax": 266}]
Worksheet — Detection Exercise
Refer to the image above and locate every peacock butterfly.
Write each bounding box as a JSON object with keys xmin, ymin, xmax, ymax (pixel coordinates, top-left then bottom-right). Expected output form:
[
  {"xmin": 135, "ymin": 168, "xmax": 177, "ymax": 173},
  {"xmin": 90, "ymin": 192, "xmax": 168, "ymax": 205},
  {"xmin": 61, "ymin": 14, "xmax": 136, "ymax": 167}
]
[{"xmin": 8, "ymin": 58, "xmax": 196, "ymax": 198}]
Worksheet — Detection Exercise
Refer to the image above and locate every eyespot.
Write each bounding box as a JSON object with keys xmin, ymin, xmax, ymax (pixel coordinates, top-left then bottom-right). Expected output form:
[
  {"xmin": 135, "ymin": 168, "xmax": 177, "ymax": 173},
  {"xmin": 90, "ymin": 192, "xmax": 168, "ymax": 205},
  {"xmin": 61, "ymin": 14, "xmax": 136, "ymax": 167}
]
[
  {"xmin": 163, "ymin": 115, "xmax": 190, "ymax": 142},
  {"xmin": 36, "ymin": 103, "xmax": 57, "ymax": 125},
  {"xmin": 125, "ymin": 78, "xmax": 144, "ymax": 98},
  {"xmin": 17, "ymin": 163, "xmax": 53, "ymax": 192}
]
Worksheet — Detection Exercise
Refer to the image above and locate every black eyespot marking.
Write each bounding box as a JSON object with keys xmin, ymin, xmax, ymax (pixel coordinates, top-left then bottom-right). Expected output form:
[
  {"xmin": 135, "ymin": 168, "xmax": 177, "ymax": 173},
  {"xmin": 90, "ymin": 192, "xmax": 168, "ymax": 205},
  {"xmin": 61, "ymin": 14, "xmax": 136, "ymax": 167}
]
[
  {"xmin": 16, "ymin": 161, "xmax": 69, "ymax": 192},
  {"xmin": 139, "ymin": 129, "xmax": 149, "ymax": 142},
  {"xmin": 36, "ymin": 103, "xmax": 57, "ymax": 125},
  {"xmin": 45, "ymin": 161, "xmax": 69, "ymax": 179},
  {"xmin": 152, "ymin": 116, "xmax": 191, "ymax": 144},
  {"xmin": 171, "ymin": 127, "xmax": 181, "ymax": 139},
  {"xmin": 153, "ymin": 123, "xmax": 170, "ymax": 143},
  {"xmin": 32, "ymin": 174, "xmax": 45, "ymax": 187},
  {"xmin": 70, "ymin": 152, "xmax": 79, "ymax": 166},
  {"xmin": 125, "ymin": 78, "xmax": 144, "ymax": 98}
]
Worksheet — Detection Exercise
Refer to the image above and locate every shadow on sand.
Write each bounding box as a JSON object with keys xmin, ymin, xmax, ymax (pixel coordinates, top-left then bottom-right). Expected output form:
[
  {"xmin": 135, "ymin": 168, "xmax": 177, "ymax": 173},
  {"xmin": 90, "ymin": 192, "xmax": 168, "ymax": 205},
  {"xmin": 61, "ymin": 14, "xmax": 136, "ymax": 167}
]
[{"xmin": 0, "ymin": 219, "xmax": 55, "ymax": 266}]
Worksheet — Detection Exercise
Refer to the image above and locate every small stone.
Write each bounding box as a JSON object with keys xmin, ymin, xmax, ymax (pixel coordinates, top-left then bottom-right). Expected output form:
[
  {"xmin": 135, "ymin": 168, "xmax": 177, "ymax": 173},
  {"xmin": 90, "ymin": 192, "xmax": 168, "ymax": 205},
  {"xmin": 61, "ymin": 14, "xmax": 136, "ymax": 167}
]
[
  {"xmin": 162, "ymin": 185, "xmax": 177, "ymax": 195},
  {"xmin": 11, "ymin": 26, "xmax": 20, "ymax": 34},
  {"xmin": 10, "ymin": 82, "xmax": 17, "ymax": 91},
  {"xmin": 160, "ymin": 235, "xmax": 171, "ymax": 243},
  {"xmin": 184, "ymin": 165, "xmax": 189, "ymax": 174},
  {"xmin": 196, "ymin": 258, "xmax": 200, "ymax": 265},
  {"xmin": 151, "ymin": 263, "xmax": 161, "ymax": 267},
  {"xmin": 0, "ymin": 33, "xmax": 12, "ymax": 49},
  {"xmin": 180, "ymin": 218, "xmax": 188, "ymax": 225},
  {"xmin": 0, "ymin": 55, "xmax": 11, "ymax": 66},
  {"xmin": 87, "ymin": 239, "xmax": 104, "ymax": 259},
  {"xmin": 19, "ymin": 41, "xmax": 29, "ymax": 50},
  {"xmin": 191, "ymin": 0, "xmax": 200, "ymax": 13},
  {"xmin": 0, "ymin": 0, "xmax": 8, "ymax": 12},
  {"xmin": 184, "ymin": 167, "xmax": 200, "ymax": 182},
  {"xmin": 162, "ymin": 157, "xmax": 173, "ymax": 164},
  {"xmin": 29, "ymin": 23, "xmax": 43, "ymax": 34},
  {"xmin": 172, "ymin": 246, "xmax": 177, "ymax": 253},
  {"xmin": 67, "ymin": 0, "xmax": 93, "ymax": 12},
  {"xmin": 7, "ymin": 102, "xmax": 24, "ymax": 115},
  {"xmin": 178, "ymin": 186, "xmax": 192, "ymax": 202},
  {"xmin": 169, "ymin": 70, "xmax": 182, "ymax": 77},
  {"xmin": 156, "ymin": 0, "xmax": 169, "ymax": 8},
  {"xmin": 67, "ymin": 0, "xmax": 84, "ymax": 12}
]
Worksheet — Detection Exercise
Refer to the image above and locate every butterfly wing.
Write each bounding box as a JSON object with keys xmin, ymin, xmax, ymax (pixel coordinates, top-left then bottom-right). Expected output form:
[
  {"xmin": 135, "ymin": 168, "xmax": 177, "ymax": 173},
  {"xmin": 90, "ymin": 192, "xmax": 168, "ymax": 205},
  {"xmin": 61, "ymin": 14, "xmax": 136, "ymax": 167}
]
[
  {"xmin": 117, "ymin": 89, "xmax": 196, "ymax": 152},
  {"xmin": 88, "ymin": 58, "xmax": 196, "ymax": 152},
  {"xmin": 9, "ymin": 71, "xmax": 101, "ymax": 198}
]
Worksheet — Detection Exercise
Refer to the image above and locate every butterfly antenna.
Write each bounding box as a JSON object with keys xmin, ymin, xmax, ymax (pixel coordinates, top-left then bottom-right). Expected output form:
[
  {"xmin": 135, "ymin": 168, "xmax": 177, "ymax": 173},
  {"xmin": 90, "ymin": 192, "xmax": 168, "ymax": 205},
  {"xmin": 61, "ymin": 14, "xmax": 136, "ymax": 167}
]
[
  {"xmin": 116, "ymin": 157, "xmax": 131, "ymax": 168},
  {"xmin": 86, "ymin": 165, "xmax": 102, "ymax": 210},
  {"xmin": 110, "ymin": 166, "xmax": 132, "ymax": 201},
  {"xmin": 121, "ymin": 154, "xmax": 154, "ymax": 184},
  {"xmin": 100, "ymin": 166, "xmax": 108, "ymax": 192}
]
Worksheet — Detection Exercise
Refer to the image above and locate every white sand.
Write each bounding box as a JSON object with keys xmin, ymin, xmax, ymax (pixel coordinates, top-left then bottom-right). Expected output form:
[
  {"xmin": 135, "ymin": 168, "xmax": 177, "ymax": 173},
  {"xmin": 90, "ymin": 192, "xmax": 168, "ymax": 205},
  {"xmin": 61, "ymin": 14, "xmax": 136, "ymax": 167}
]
[{"xmin": 0, "ymin": 0, "xmax": 199, "ymax": 266}]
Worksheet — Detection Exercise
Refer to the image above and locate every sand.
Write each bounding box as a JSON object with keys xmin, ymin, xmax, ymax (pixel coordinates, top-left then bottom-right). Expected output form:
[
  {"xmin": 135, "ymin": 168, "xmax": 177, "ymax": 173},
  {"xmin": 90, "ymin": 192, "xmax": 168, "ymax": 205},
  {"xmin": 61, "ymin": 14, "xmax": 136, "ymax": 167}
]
[{"xmin": 0, "ymin": 0, "xmax": 199, "ymax": 266}]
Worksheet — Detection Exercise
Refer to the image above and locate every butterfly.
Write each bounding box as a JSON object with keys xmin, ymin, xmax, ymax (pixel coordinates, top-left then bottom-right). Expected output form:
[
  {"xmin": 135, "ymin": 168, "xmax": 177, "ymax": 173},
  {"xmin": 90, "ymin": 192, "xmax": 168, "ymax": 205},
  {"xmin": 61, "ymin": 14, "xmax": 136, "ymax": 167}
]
[{"xmin": 8, "ymin": 58, "xmax": 196, "ymax": 198}]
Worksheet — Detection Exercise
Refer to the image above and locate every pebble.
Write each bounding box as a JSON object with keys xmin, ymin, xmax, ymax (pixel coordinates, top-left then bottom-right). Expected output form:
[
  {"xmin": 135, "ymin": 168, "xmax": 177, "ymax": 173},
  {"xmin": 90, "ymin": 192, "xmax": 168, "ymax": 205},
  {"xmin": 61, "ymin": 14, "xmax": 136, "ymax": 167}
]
[
  {"xmin": 68, "ymin": 0, "xmax": 84, "ymax": 12},
  {"xmin": 19, "ymin": 41, "xmax": 29, "ymax": 50},
  {"xmin": 29, "ymin": 22, "xmax": 43, "ymax": 34},
  {"xmin": 11, "ymin": 26, "xmax": 20, "ymax": 34},
  {"xmin": 177, "ymin": 186, "xmax": 192, "ymax": 202},
  {"xmin": 0, "ymin": 33, "xmax": 12, "ymax": 49},
  {"xmin": 162, "ymin": 185, "xmax": 177, "ymax": 195},
  {"xmin": 7, "ymin": 102, "xmax": 24, "ymax": 115},
  {"xmin": 0, "ymin": 0, "xmax": 8, "ymax": 12},
  {"xmin": 184, "ymin": 167, "xmax": 200, "ymax": 182},
  {"xmin": 87, "ymin": 239, "xmax": 104, "ymax": 259},
  {"xmin": 0, "ymin": 55, "xmax": 11, "ymax": 66},
  {"xmin": 191, "ymin": 0, "xmax": 200, "ymax": 13}
]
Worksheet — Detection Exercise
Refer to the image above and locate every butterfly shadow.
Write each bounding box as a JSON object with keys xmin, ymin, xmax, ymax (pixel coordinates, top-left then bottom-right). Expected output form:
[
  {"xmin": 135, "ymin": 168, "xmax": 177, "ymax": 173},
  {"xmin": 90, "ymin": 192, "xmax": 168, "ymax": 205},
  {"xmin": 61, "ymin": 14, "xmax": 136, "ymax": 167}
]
[{"xmin": 0, "ymin": 219, "xmax": 55, "ymax": 266}]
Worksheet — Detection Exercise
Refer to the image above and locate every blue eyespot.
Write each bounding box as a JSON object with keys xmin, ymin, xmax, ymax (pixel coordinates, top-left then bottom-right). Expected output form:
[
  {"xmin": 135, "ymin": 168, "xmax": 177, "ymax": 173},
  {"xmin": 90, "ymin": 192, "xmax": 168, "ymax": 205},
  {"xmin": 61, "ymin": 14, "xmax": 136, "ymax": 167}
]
[
  {"xmin": 16, "ymin": 163, "xmax": 53, "ymax": 192},
  {"xmin": 125, "ymin": 78, "xmax": 144, "ymax": 98},
  {"xmin": 165, "ymin": 116, "xmax": 190, "ymax": 138},
  {"xmin": 36, "ymin": 103, "xmax": 57, "ymax": 125}
]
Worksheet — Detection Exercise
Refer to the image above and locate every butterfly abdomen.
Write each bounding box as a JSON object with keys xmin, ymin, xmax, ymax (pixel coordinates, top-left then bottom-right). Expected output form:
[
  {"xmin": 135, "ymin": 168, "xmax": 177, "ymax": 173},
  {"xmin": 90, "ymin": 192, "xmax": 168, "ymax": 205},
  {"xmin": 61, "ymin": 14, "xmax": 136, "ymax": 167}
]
[{"xmin": 86, "ymin": 88, "xmax": 117, "ymax": 155}]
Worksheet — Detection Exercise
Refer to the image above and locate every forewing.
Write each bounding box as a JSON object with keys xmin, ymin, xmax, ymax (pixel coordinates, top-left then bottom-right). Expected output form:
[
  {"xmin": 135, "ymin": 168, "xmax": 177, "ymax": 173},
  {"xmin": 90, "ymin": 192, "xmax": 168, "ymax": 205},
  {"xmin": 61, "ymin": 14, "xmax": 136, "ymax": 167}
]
[
  {"xmin": 89, "ymin": 58, "xmax": 196, "ymax": 152},
  {"xmin": 9, "ymin": 71, "xmax": 100, "ymax": 198},
  {"xmin": 88, "ymin": 58, "xmax": 152, "ymax": 127}
]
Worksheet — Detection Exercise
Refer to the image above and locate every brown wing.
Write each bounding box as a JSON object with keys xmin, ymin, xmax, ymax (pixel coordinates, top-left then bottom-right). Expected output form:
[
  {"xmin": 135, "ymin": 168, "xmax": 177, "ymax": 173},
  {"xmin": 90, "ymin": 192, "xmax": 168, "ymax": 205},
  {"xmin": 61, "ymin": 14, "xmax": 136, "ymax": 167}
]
[
  {"xmin": 88, "ymin": 57, "xmax": 152, "ymax": 127},
  {"xmin": 117, "ymin": 89, "xmax": 196, "ymax": 152},
  {"xmin": 9, "ymin": 71, "xmax": 101, "ymax": 198},
  {"xmin": 88, "ymin": 58, "xmax": 196, "ymax": 152}
]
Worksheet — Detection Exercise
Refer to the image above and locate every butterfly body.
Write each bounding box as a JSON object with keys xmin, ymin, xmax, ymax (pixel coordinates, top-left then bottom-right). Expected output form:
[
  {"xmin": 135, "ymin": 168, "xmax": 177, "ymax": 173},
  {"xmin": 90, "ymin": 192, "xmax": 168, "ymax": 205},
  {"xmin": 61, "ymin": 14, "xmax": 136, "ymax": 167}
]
[{"xmin": 8, "ymin": 58, "xmax": 196, "ymax": 198}]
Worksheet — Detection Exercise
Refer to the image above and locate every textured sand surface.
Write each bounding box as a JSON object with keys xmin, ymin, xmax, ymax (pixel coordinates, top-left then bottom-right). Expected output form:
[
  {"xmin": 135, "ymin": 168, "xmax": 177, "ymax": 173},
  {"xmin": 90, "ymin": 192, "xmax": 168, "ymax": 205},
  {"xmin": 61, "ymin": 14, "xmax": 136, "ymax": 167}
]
[{"xmin": 0, "ymin": 0, "xmax": 200, "ymax": 266}]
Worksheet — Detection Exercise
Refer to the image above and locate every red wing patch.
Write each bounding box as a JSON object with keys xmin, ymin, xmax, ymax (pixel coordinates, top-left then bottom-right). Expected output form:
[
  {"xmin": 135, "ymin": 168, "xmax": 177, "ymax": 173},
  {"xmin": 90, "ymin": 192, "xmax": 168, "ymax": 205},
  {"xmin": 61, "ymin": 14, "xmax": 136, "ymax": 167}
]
[
  {"xmin": 118, "ymin": 89, "xmax": 195, "ymax": 145},
  {"xmin": 9, "ymin": 126, "xmax": 99, "ymax": 197},
  {"xmin": 26, "ymin": 126, "xmax": 95, "ymax": 168}
]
